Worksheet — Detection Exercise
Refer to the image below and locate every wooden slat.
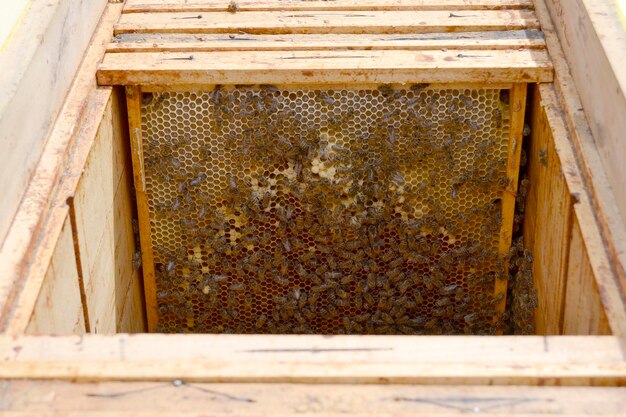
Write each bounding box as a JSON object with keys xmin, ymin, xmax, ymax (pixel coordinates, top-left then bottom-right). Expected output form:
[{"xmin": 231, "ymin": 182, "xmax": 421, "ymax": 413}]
[
  {"xmin": 97, "ymin": 49, "xmax": 553, "ymax": 86},
  {"xmin": 25, "ymin": 216, "xmax": 86, "ymax": 335},
  {"xmin": 494, "ymin": 84, "xmax": 526, "ymax": 324},
  {"xmin": 2, "ymin": 382, "xmax": 625, "ymax": 417},
  {"xmin": 124, "ymin": 0, "xmax": 535, "ymax": 13},
  {"xmin": 0, "ymin": 335, "xmax": 625, "ymax": 384},
  {"xmin": 126, "ymin": 86, "xmax": 159, "ymax": 332},
  {"xmin": 115, "ymin": 10, "xmax": 539, "ymax": 35},
  {"xmin": 523, "ymin": 86, "xmax": 572, "ymax": 335},
  {"xmin": 109, "ymin": 30, "xmax": 546, "ymax": 53},
  {"xmin": 562, "ymin": 217, "xmax": 611, "ymax": 335}
]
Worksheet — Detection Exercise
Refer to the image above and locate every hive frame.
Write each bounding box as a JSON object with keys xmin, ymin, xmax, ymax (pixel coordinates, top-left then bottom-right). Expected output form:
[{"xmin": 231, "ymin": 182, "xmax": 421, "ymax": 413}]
[{"xmin": 126, "ymin": 82, "xmax": 526, "ymax": 333}]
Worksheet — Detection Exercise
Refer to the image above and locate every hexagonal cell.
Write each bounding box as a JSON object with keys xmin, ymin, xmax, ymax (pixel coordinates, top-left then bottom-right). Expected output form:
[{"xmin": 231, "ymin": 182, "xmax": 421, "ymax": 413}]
[{"xmin": 140, "ymin": 85, "xmax": 513, "ymax": 335}]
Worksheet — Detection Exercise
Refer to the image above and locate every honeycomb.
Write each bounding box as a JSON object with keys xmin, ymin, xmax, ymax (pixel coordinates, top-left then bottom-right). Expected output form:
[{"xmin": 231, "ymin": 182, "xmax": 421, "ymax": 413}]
[{"xmin": 139, "ymin": 84, "xmax": 513, "ymax": 335}]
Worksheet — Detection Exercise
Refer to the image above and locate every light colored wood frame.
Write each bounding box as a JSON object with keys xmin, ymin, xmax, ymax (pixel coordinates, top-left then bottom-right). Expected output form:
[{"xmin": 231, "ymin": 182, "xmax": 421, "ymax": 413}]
[{"xmin": 1, "ymin": 1, "xmax": 626, "ymax": 414}]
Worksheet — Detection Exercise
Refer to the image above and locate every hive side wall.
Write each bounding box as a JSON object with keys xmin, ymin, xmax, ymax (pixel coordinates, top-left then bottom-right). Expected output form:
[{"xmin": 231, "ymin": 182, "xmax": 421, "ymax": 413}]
[
  {"xmin": 72, "ymin": 88, "xmax": 146, "ymax": 334},
  {"xmin": 25, "ymin": 215, "xmax": 86, "ymax": 335},
  {"xmin": 563, "ymin": 218, "xmax": 611, "ymax": 335},
  {"xmin": 523, "ymin": 87, "xmax": 572, "ymax": 335},
  {"xmin": 523, "ymin": 83, "xmax": 620, "ymax": 335},
  {"xmin": 0, "ymin": 0, "xmax": 109, "ymax": 244}
]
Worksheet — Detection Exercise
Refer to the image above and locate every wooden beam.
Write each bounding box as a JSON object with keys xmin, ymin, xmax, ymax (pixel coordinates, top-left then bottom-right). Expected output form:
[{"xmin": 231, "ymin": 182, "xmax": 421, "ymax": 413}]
[
  {"xmin": 114, "ymin": 10, "xmax": 539, "ymax": 35},
  {"xmin": 97, "ymin": 49, "xmax": 553, "ymax": 86},
  {"xmin": 0, "ymin": 335, "xmax": 625, "ymax": 384},
  {"xmin": 108, "ymin": 30, "xmax": 546, "ymax": 53},
  {"xmin": 124, "ymin": 0, "xmax": 536, "ymax": 13},
  {"xmin": 1, "ymin": 382, "xmax": 625, "ymax": 416}
]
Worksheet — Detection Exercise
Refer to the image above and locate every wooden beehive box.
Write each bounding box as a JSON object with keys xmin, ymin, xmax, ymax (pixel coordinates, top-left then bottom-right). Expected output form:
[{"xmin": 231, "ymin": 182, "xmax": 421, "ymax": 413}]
[{"xmin": 0, "ymin": 0, "xmax": 625, "ymax": 414}]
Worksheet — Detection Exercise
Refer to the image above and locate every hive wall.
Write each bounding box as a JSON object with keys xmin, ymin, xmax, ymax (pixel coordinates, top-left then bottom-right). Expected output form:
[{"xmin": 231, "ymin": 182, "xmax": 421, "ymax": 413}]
[{"xmin": 135, "ymin": 84, "xmax": 519, "ymax": 334}]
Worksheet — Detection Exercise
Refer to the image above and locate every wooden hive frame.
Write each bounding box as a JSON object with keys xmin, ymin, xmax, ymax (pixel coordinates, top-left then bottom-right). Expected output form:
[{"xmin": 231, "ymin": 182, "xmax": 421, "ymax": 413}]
[
  {"xmin": 99, "ymin": 0, "xmax": 552, "ymax": 334},
  {"xmin": 0, "ymin": 1, "xmax": 625, "ymax": 415}
]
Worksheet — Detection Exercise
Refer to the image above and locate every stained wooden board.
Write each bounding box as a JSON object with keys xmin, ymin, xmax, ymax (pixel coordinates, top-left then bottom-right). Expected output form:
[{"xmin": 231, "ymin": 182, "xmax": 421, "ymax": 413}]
[
  {"xmin": 114, "ymin": 10, "xmax": 540, "ymax": 35},
  {"xmin": 0, "ymin": 335, "xmax": 625, "ymax": 384},
  {"xmin": 109, "ymin": 30, "xmax": 546, "ymax": 53},
  {"xmin": 97, "ymin": 49, "xmax": 552, "ymax": 86},
  {"xmin": 2, "ymin": 382, "xmax": 626, "ymax": 417},
  {"xmin": 124, "ymin": 0, "xmax": 535, "ymax": 13}
]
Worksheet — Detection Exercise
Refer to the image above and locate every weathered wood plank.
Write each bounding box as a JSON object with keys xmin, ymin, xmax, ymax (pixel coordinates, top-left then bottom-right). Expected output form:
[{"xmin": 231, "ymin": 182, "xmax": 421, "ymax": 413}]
[
  {"xmin": 0, "ymin": 335, "xmax": 624, "ymax": 384},
  {"xmin": 108, "ymin": 30, "xmax": 546, "ymax": 53},
  {"xmin": 0, "ymin": 4, "xmax": 124, "ymax": 333},
  {"xmin": 533, "ymin": 1, "xmax": 626, "ymax": 310},
  {"xmin": 0, "ymin": 0, "xmax": 108, "ymax": 244},
  {"xmin": 97, "ymin": 49, "xmax": 553, "ymax": 86},
  {"xmin": 24, "ymin": 216, "xmax": 86, "ymax": 335},
  {"xmin": 124, "ymin": 0, "xmax": 535, "ymax": 13},
  {"xmin": 115, "ymin": 10, "xmax": 539, "ymax": 35},
  {"xmin": 544, "ymin": 0, "xmax": 626, "ymax": 246},
  {"xmin": 523, "ymin": 86, "xmax": 572, "ymax": 335},
  {"xmin": 2, "ymin": 382, "xmax": 625, "ymax": 416},
  {"xmin": 562, "ymin": 217, "xmax": 611, "ymax": 335},
  {"xmin": 71, "ymin": 88, "xmax": 145, "ymax": 334}
]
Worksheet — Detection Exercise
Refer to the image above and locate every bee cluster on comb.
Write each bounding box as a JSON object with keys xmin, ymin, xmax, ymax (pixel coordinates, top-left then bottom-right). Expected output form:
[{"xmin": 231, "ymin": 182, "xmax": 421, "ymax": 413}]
[{"xmin": 140, "ymin": 84, "xmax": 526, "ymax": 334}]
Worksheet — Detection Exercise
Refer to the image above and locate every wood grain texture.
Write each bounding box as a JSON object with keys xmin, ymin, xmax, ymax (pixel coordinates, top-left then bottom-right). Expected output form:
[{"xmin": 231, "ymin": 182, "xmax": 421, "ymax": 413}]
[
  {"xmin": 108, "ymin": 30, "xmax": 546, "ymax": 52},
  {"xmin": 0, "ymin": 335, "xmax": 625, "ymax": 385},
  {"xmin": 544, "ymin": 0, "xmax": 626, "ymax": 237},
  {"xmin": 535, "ymin": 84, "xmax": 626, "ymax": 337},
  {"xmin": 115, "ymin": 10, "xmax": 539, "ymax": 35},
  {"xmin": 0, "ymin": 0, "xmax": 108, "ymax": 244},
  {"xmin": 72, "ymin": 89, "xmax": 146, "ymax": 334},
  {"xmin": 97, "ymin": 49, "xmax": 553, "ymax": 86},
  {"xmin": 2, "ymin": 382, "xmax": 626, "ymax": 416},
  {"xmin": 523, "ymin": 86, "xmax": 572, "ymax": 335},
  {"xmin": 533, "ymin": 1, "xmax": 626, "ymax": 311},
  {"xmin": 124, "ymin": 0, "xmax": 535, "ymax": 13},
  {"xmin": 0, "ymin": 4, "xmax": 124, "ymax": 334},
  {"xmin": 126, "ymin": 86, "xmax": 159, "ymax": 332},
  {"xmin": 562, "ymin": 217, "xmax": 611, "ymax": 336},
  {"xmin": 25, "ymin": 215, "xmax": 85, "ymax": 335}
]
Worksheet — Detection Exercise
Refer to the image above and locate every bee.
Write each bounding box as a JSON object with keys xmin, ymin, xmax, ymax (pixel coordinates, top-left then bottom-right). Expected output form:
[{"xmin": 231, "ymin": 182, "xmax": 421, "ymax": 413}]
[
  {"xmin": 132, "ymin": 251, "xmax": 142, "ymax": 270},
  {"xmin": 189, "ymin": 173, "xmax": 207, "ymax": 187}
]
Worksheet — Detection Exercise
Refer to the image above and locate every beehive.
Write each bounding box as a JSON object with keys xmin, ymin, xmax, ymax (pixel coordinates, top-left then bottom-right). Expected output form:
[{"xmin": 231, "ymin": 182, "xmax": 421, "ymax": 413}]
[
  {"xmin": 94, "ymin": 0, "xmax": 554, "ymax": 334},
  {"xmin": 4, "ymin": 1, "xmax": 626, "ymax": 414}
]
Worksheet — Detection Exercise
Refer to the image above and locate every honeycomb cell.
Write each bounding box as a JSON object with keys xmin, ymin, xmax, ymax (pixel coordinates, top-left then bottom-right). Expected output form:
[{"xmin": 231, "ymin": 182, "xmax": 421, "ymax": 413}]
[{"xmin": 141, "ymin": 85, "xmax": 513, "ymax": 335}]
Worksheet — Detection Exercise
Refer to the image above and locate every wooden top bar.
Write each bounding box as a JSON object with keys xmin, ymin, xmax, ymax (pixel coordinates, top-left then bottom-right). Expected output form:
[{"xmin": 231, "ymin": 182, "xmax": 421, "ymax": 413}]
[
  {"xmin": 124, "ymin": 0, "xmax": 535, "ymax": 13},
  {"xmin": 97, "ymin": 0, "xmax": 552, "ymax": 87}
]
